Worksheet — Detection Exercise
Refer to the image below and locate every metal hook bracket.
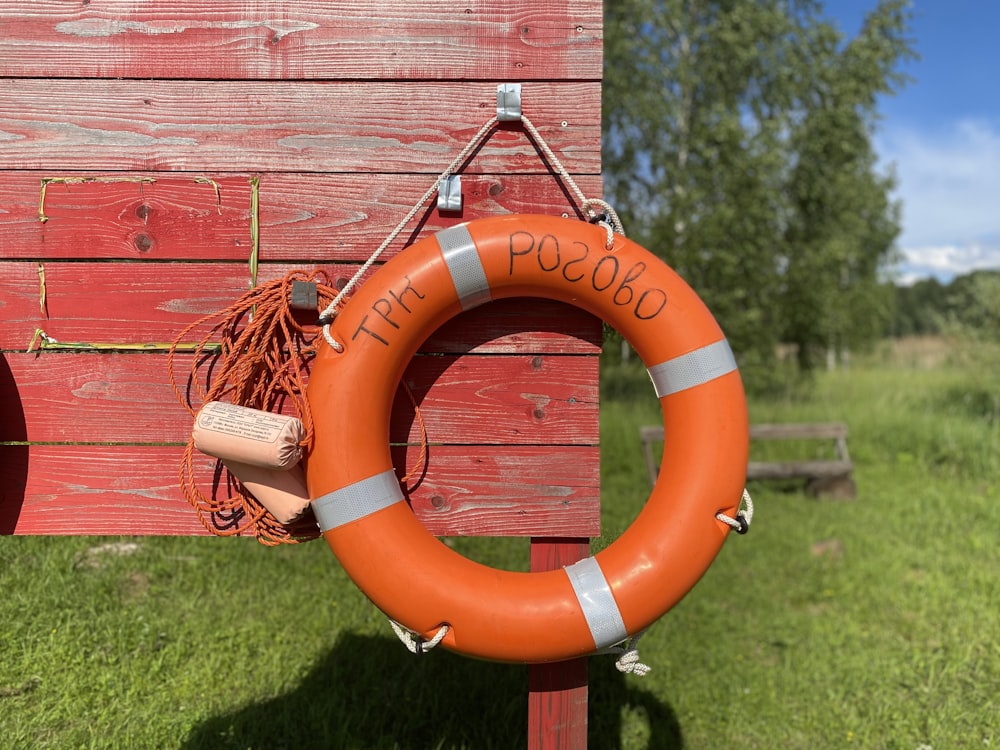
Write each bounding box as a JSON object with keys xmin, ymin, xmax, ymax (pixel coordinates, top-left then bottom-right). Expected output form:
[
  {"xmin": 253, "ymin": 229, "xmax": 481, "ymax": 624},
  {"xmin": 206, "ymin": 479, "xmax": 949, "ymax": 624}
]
[
  {"xmin": 496, "ymin": 83, "xmax": 522, "ymax": 122},
  {"xmin": 437, "ymin": 175, "xmax": 462, "ymax": 212}
]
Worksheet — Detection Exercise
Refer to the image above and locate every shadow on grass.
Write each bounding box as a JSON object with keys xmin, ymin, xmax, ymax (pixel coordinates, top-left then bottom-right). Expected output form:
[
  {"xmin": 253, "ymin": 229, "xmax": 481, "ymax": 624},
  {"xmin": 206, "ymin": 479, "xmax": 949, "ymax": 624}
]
[{"xmin": 181, "ymin": 633, "xmax": 682, "ymax": 750}]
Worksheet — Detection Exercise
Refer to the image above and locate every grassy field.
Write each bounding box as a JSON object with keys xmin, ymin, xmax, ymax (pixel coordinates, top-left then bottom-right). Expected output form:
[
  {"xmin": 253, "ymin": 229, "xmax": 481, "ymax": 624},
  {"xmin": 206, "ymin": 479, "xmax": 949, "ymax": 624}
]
[{"xmin": 2, "ymin": 337, "xmax": 998, "ymax": 749}]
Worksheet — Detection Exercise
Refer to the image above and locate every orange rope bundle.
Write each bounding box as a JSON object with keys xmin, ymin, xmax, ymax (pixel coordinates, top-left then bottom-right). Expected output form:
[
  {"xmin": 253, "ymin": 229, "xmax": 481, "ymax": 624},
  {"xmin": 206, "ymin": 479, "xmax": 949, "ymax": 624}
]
[{"xmin": 168, "ymin": 270, "xmax": 338, "ymax": 545}]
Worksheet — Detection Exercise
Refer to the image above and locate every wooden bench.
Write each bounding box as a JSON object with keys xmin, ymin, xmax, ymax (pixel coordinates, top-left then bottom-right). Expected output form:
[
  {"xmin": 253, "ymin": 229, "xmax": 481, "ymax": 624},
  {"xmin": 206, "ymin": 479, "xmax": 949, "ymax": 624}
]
[{"xmin": 640, "ymin": 422, "xmax": 856, "ymax": 498}]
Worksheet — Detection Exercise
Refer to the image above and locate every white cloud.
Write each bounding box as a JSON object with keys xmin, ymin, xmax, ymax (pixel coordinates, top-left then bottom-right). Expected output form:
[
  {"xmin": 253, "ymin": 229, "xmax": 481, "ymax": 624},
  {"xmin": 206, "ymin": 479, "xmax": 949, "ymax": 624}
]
[
  {"xmin": 876, "ymin": 118, "xmax": 1000, "ymax": 281},
  {"xmin": 895, "ymin": 243, "xmax": 1000, "ymax": 286}
]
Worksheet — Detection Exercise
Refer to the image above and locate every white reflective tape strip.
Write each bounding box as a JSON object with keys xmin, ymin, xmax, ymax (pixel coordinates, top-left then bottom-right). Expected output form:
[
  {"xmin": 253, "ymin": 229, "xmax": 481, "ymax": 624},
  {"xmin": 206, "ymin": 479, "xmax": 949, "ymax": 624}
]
[
  {"xmin": 312, "ymin": 469, "xmax": 404, "ymax": 533},
  {"xmin": 436, "ymin": 224, "xmax": 492, "ymax": 310},
  {"xmin": 647, "ymin": 339, "xmax": 737, "ymax": 398},
  {"xmin": 564, "ymin": 557, "xmax": 628, "ymax": 649}
]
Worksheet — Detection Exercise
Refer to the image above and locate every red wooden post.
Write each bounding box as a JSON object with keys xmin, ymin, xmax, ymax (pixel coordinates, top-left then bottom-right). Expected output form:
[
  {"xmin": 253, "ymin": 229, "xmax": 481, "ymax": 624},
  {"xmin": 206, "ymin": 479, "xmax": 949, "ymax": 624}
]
[{"xmin": 528, "ymin": 537, "xmax": 592, "ymax": 750}]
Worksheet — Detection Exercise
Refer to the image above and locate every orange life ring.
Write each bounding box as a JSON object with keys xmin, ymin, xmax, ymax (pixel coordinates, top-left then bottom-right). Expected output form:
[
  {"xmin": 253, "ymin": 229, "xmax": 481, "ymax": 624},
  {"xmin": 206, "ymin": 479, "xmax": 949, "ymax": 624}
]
[{"xmin": 306, "ymin": 214, "xmax": 748, "ymax": 663}]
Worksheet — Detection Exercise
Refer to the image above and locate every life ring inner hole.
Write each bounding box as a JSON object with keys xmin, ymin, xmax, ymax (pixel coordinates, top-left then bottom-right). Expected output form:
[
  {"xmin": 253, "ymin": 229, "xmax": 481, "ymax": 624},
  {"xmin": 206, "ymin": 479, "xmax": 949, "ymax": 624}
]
[{"xmin": 385, "ymin": 296, "xmax": 606, "ymax": 571}]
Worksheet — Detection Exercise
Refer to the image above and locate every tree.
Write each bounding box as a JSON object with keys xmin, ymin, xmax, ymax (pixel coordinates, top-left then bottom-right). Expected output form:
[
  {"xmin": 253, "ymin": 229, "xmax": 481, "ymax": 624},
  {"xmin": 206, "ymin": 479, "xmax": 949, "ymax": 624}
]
[
  {"xmin": 938, "ymin": 271, "xmax": 1000, "ymax": 423},
  {"xmin": 892, "ymin": 277, "xmax": 947, "ymax": 336},
  {"xmin": 603, "ymin": 0, "xmax": 915, "ymax": 391},
  {"xmin": 943, "ymin": 271, "xmax": 1000, "ymax": 336}
]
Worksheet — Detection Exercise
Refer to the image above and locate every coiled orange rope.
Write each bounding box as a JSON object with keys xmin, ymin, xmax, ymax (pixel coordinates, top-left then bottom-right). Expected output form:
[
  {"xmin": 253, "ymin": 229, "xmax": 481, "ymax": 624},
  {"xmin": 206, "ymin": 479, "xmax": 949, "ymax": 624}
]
[{"xmin": 168, "ymin": 270, "xmax": 338, "ymax": 545}]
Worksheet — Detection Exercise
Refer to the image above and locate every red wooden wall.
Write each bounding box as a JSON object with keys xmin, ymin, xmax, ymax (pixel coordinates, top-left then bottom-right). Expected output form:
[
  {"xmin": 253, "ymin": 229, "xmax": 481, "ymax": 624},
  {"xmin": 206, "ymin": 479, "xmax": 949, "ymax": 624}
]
[{"xmin": 0, "ymin": 2, "xmax": 604, "ymax": 538}]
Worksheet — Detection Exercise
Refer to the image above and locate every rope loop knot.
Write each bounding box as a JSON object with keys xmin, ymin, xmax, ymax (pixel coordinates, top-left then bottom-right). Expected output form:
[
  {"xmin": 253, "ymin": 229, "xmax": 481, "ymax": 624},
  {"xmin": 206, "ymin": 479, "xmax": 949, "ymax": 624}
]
[
  {"xmin": 597, "ymin": 632, "xmax": 651, "ymax": 677},
  {"xmin": 716, "ymin": 488, "xmax": 754, "ymax": 535},
  {"xmin": 389, "ymin": 620, "xmax": 449, "ymax": 655}
]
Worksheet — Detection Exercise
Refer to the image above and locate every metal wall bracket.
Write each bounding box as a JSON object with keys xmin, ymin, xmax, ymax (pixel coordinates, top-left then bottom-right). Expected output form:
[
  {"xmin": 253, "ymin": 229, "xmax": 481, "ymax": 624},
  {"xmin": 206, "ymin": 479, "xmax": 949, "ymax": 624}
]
[
  {"xmin": 290, "ymin": 280, "xmax": 318, "ymax": 311},
  {"xmin": 496, "ymin": 83, "xmax": 522, "ymax": 122},
  {"xmin": 437, "ymin": 174, "xmax": 462, "ymax": 212}
]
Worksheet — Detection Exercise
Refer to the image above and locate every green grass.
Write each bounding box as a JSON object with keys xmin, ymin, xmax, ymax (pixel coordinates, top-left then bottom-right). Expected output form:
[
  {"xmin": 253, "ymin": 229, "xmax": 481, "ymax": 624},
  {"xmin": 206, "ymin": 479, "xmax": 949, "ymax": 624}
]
[{"xmin": 2, "ymin": 339, "xmax": 999, "ymax": 748}]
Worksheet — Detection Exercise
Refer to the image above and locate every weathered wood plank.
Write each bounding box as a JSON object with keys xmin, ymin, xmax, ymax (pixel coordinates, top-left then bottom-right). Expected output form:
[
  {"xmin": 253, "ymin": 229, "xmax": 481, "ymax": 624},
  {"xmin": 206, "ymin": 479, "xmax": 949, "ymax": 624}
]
[
  {"xmin": 0, "ymin": 260, "xmax": 600, "ymax": 352},
  {"xmin": 746, "ymin": 460, "xmax": 854, "ymax": 481},
  {"xmin": 423, "ymin": 300, "xmax": 600, "ymax": 355},
  {"xmin": 0, "ymin": 172, "xmax": 602, "ymax": 261},
  {"xmin": 3, "ymin": 352, "xmax": 598, "ymax": 444},
  {"xmin": 1, "ymin": 261, "xmax": 260, "ymax": 349},
  {"xmin": 0, "ymin": 1, "xmax": 602, "ymax": 81},
  {"xmin": 0, "ymin": 260, "xmax": 365, "ymax": 348},
  {"xmin": 396, "ymin": 352, "xmax": 599, "ymax": 445},
  {"xmin": 0, "ymin": 80, "xmax": 601, "ymax": 173},
  {"xmin": 750, "ymin": 422, "xmax": 848, "ymax": 441},
  {"xmin": 0, "ymin": 174, "xmax": 254, "ymax": 260},
  {"xmin": 642, "ymin": 423, "xmax": 855, "ymax": 488},
  {"xmin": 397, "ymin": 447, "xmax": 599, "ymax": 537},
  {"xmin": 0, "ymin": 444, "xmax": 599, "ymax": 536},
  {"xmin": 0, "ymin": 445, "xmax": 208, "ymax": 536},
  {"xmin": 642, "ymin": 424, "xmax": 851, "ymax": 444},
  {"xmin": 255, "ymin": 173, "xmax": 606, "ymax": 263}
]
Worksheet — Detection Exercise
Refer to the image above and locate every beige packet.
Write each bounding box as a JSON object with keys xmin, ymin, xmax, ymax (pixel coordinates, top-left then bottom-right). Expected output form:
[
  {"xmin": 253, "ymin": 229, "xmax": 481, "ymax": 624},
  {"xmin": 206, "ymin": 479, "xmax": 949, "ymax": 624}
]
[
  {"xmin": 193, "ymin": 401, "xmax": 304, "ymax": 469},
  {"xmin": 222, "ymin": 460, "xmax": 314, "ymax": 525}
]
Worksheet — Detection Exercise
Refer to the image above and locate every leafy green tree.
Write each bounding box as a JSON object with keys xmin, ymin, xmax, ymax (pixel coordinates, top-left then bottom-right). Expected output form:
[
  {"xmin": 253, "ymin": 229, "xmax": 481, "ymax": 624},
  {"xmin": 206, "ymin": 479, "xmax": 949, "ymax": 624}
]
[
  {"xmin": 890, "ymin": 271, "xmax": 1000, "ymax": 338},
  {"xmin": 936, "ymin": 271, "xmax": 1000, "ymax": 423},
  {"xmin": 603, "ymin": 0, "xmax": 914, "ymax": 391},
  {"xmin": 943, "ymin": 271, "xmax": 1000, "ymax": 336},
  {"xmin": 891, "ymin": 277, "xmax": 947, "ymax": 336}
]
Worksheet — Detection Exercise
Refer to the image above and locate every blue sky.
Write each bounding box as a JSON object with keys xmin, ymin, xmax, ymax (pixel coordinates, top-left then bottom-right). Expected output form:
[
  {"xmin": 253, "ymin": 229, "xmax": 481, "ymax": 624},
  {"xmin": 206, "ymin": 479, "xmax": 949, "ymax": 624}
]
[{"xmin": 828, "ymin": 1, "xmax": 1000, "ymax": 284}]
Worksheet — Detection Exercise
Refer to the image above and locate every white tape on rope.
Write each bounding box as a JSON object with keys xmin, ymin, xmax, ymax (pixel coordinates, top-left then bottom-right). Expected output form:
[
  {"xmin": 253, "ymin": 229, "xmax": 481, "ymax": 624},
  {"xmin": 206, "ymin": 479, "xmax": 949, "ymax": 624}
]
[
  {"xmin": 312, "ymin": 469, "xmax": 405, "ymax": 532},
  {"xmin": 564, "ymin": 557, "xmax": 628, "ymax": 649},
  {"xmin": 647, "ymin": 339, "xmax": 737, "ymax": 398},
  {"xmin": 436, "ymin": 224, "xmax": 492, "ymax": 310}
]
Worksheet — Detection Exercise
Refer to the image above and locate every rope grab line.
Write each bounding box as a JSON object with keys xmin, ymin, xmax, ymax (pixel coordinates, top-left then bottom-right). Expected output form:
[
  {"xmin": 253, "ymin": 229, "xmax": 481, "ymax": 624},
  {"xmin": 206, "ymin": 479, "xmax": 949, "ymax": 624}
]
[
  {"xmin": 308, "ymin": 97, "xmax": 754, "ymax": 664},
  {"xmin": 318, "ymin": 111, "xmax": 623, "ymax": 353},
  {"xmin": 389, "ymin": 619, "xmax": 652, "ymax": 675}
]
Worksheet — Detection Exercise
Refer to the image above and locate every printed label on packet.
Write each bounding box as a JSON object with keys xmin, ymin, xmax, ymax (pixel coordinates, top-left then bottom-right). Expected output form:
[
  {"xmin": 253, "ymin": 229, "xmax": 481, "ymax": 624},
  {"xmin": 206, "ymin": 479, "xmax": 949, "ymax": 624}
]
[
  {"xmin": 193, "ymin": 402, "xmax": 304, "ymax": 469},
  {"xmin": 197, "ymin": 401, "xmax": 290, "ymax": 444}
]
